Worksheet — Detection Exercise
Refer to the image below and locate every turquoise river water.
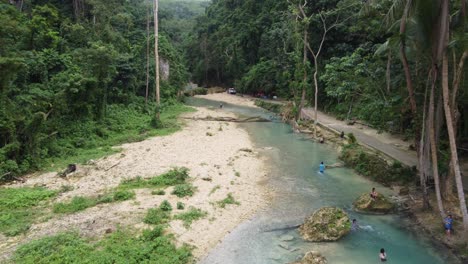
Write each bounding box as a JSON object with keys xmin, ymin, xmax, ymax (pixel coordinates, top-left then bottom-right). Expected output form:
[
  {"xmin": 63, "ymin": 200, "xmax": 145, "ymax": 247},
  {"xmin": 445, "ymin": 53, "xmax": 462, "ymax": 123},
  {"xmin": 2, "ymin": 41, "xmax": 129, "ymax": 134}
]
[{"xmin": 187, "ymin": 97, "xmax": 460, "ymax": 264}]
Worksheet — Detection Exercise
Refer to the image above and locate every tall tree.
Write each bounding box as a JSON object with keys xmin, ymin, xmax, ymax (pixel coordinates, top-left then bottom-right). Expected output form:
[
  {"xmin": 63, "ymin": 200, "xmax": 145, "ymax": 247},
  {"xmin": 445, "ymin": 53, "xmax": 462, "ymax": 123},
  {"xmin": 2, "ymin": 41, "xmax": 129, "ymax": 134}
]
[
  {"xmin": 440, "ymin": 0, "xmax": 468, "ymax": 229},
  {"xmin": 154, "ymin": 0, "xmax": 160, "ymax": 119},
  {"xmin": 146, "ymin": 1, "xmax": 150, "ymax": 106}
]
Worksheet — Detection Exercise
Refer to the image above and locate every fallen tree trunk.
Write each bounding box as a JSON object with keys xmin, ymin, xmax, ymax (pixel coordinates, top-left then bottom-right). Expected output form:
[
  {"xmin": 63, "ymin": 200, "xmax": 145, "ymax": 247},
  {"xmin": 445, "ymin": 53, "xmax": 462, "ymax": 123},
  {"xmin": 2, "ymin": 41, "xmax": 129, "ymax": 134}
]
[{"xmin": 182, "ymin": 116, "xmax": 271, "ymax": 123}]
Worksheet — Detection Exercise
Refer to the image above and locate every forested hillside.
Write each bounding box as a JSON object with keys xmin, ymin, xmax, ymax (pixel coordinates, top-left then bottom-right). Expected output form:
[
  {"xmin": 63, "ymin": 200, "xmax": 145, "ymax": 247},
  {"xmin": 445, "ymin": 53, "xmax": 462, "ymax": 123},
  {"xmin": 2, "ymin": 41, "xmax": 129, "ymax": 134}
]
[
  {"xmin": 188, "ymin": 0, "xmax": 467, "ymax": 136},
  {"xmin": 0, "ymin": 0, "xmax": 194, "ymax": 178},
  {"xmin": 188, "ymin": 0, "xmax": 468, "ymax": 228}
]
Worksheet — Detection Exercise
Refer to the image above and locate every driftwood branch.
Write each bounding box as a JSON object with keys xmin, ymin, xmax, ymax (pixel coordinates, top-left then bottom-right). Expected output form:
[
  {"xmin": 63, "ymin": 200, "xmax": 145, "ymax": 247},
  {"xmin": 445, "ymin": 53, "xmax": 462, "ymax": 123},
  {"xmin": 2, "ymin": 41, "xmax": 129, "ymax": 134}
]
[
  {"xmin": 105, "ymin": 161, "xmax": 121, "ymax": 171},
  {"xmin": 182, "ymin": 116, "xmax": 271, "ymax": 123},
  {"xmin": 1, "ymin": 172, "xmax": 12, "ymax": 179}
]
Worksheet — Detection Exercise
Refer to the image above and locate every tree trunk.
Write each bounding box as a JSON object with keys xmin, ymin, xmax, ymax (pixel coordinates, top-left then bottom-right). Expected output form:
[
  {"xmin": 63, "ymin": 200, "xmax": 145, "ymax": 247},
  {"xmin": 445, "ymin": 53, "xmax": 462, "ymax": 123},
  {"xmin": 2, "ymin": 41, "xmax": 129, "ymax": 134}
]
[
  {"xmin": 428, "ymin": 72, "xmax": 445, "ymax": 219},
  {"xmin": 441, "ymin": 0, "xmax": 468, "ymax": 230},
  {"xmin": 446, "ymin": 51, "xmax": 468, "ymax": 199},
  {"xmin": 313, "ymin": 56, "xmax": 318, "ymax": 138},
  {"xmin": 418, "ymin": 75, "xmax": 431, "ymax": 210},
  {"xmin": 442, "ymin": 47, "xmax": 468, "ymax": 230},
  {"xmin": 296, "ymin": 29, "xmax": 308, "ymax": 121},
  {"xmin": 153, "ymin": 0, "xmax": 160, "ymax": 119},
  {"xmin": 386, "ymin": 51, "xmax": 391, "ymax": 94},
  {"xmin": 399, "ymin": 2, "xmax": 417, "ymax": 117},
  {"xmin": 145, "ymin": 3, "xmax": 150, "ymax": 106}
]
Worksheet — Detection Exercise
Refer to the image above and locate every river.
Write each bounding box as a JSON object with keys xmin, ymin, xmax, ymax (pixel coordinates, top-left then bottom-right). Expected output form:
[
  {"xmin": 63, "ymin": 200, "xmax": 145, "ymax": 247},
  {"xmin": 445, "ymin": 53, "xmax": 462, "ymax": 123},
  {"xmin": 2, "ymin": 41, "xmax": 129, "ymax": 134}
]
[{"xmin": 187, "ymin": 97, "xmax": 459, "ymax": 264}]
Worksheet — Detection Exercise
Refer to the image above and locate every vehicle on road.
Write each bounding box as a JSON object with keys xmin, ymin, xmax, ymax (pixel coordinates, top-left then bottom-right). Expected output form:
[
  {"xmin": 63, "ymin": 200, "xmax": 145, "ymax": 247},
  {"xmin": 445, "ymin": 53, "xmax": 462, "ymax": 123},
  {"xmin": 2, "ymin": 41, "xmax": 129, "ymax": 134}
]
[{"xmin": 227, "ymin": 88, "xmax": 236, "ymax": 94}]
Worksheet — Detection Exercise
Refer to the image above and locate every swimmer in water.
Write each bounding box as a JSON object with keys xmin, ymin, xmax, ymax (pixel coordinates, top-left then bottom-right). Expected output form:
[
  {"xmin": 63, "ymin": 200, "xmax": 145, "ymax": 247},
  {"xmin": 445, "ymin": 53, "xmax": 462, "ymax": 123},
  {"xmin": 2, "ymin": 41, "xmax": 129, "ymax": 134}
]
[{"xmin": 319, "ymin": 161, "xmax": 325, "ymax": 173}]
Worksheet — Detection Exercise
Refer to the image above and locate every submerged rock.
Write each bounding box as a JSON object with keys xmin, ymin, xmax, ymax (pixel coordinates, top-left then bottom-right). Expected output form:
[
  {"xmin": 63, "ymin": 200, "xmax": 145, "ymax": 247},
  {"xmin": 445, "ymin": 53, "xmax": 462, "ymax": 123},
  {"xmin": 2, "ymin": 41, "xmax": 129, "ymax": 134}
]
[
  {"xmin": 298, "ymin": 207, "xmax": 351, "ymax": 242},
  {"xmin": 353, "ymin": 192, "xmax": 395, "ymax": 214},
  {"xmin": 290, "ymin": 251, "xmax": 327, "ymax": 264}
]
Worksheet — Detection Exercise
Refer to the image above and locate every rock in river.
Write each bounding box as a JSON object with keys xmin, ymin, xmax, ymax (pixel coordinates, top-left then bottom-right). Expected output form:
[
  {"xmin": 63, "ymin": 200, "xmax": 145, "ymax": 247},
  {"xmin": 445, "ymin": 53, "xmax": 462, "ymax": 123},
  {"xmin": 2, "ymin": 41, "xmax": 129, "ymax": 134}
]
[
  {"xmin": 353, "ymin": 192, "xmax": 394, "ymax": 214},
  {"xmin": 289, "ymin": 251, "xmax": 327, "ymax": 264},
  {"xmin": 298, "ymin": 207, "xmax": 351, "ymax": 242}
]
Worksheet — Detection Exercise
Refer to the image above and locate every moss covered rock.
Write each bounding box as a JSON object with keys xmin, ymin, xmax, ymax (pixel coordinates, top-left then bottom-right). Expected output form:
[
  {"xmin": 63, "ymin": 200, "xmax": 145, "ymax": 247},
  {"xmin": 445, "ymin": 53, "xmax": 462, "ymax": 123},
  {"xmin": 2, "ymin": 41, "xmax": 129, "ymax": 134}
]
[
  {"xmin": 298, "ymin": 207, "xmax": 351, "ymax": 242},
  {"xmin": 290, "ymin": 251, "xmax": 327, "ymax": 264},
  {"xmin": 353, "ymin": 192, "xmax": 394, "ymax": 214}
]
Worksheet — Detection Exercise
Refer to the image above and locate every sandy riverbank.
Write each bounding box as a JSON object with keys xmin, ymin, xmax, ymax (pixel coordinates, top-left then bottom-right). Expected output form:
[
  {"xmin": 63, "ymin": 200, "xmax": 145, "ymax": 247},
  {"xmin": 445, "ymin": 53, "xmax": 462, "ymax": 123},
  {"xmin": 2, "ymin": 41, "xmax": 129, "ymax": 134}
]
[{"xmin": 0, "ymin": 105, "xmax": 271, "ymax": 261}]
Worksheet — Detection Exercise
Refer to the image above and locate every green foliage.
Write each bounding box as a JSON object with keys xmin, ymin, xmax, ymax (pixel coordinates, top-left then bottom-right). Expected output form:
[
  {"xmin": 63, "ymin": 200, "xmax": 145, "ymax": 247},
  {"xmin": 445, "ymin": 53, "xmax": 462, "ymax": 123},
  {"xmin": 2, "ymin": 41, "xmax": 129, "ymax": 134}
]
[
  {"xmin": 174, "ymin": 207, "xmax": 208, "ymax": 228},
  {"xmin": 0, "ymin": 0, "xmax": 192, "ymax": 179},
  {"xmin": 209, "ymin": 185, "xmax": 221, "ymax": 196},
  {"xmin": 53, "ymin": 190, "xmax": 135, "ymax": 214},
  {"xmin": 172, "ymin": 183, "xmax": 197, "ymax": 198},
  {"xmin": 152, "ymin": 189, "xmax": 166, "ymax": 195},
  {"xmin": 347, "ymin": 133, "xmax": 357, "ymax": 144},
  {"xmin": 13, "ymin": 229, "xmax": 192, "ymax": 264},
  {"xmin": 144, "ymin": 208, "xmax": 171, "ymax": 225},
  {"xmin": 216, "ymin": 193, "xmax": 240, "ymax": 208},
  {"xmin": 119, "ymin": 167, "xmax": 190, "ymax": 190},
  {"xmin": 254, "ymin": 100, "xmax": 282, "ymax": 113},
  {"xmin": 112, "ymin": 189, "xmax": 136, "ymax": 201},
  {"xmin": 340, "ymin": 144, "xmax": 415, "ymax": 185},
  {"xmin": 0, "ymin": 187, "xmax": 57, "ymax": 236},
  {"xmin": 53, "ymin": 196, "xmax": 96, "ymax": 214},
  {"xmin": 177, "ymin": 202, "xmax": 185, "ymax": 210},
  {"xmin": 159, "ymin": 200, "xmax": 173, "ymax": 212},
  {"xmin": 183, "ymin": 88, "xmax": 208, "ymax": 96}
]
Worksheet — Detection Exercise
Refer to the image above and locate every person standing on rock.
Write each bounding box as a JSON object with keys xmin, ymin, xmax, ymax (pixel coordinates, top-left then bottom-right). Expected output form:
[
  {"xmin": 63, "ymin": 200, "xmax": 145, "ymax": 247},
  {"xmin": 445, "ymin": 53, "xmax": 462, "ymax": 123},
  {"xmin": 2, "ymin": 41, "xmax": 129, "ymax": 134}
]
[
  {"xmin": 319, "ymin": 162, "xmax": 325, "ymax": 173},
  {"xmin": 379, "ymin": 248, "xmax": 387, "ymax": 262}
]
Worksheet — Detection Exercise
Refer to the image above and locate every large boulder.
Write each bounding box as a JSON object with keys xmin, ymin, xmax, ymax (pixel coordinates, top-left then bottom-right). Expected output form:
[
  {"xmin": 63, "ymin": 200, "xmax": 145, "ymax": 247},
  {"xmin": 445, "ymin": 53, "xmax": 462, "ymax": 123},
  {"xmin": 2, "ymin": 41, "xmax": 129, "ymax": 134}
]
[
  {"xmin": 298, "ymin": 207, "xmax": 351, "ymax": 242},
  {"xmin": 353, "ymin": 193, "xmax": 394, "ymax": 214},
  {"xmin": 290, "ymin": 251, "xmax": 327, "ymax": 264}
]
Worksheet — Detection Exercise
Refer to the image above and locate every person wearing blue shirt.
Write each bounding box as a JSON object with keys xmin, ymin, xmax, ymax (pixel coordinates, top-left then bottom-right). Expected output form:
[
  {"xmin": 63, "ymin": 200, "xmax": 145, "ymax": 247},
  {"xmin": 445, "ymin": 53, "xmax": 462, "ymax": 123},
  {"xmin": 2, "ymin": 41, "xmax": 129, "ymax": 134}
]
[
  {"xmin": 444, "ymin": 214, "xmax": 453, "ymax": 237},
  {"xmin": 319, "ymin": 161, "xmax": 325, "ymax": 173}
]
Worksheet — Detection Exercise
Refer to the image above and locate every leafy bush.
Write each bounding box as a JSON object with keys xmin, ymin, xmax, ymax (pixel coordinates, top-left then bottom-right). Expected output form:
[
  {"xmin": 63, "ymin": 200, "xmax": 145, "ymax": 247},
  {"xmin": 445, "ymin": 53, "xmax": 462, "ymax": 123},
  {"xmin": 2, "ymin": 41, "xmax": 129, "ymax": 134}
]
[
  {"xmin": 112, "ymin": 189, "xmax": 135, "ymax": 201},
  {"xmin": 172, "ymin": 183, "xmax": 197, "ymax": 198},
  {"xmin": 144, "ymin": 208, "xmax": 171, "ymax": 225},
  {"xmin": 152, "ymin": 189, "xmax": 166, "ymax": 195},
  {"xmin": 0, "ymin": 187, "xmax": 57, "ymax": 236},
  {"xmin": 159, "ymin": 200, "xmax": 173, "ymax": 211},
  {"xmin": 183, "ymin": 88, "xmax": 208, "ymax": 96},
  {"xmin": 174, "ymin": 207, "xmax": 208, "ymax": 228},
  {"xmin": 176, "ymin": 202, "xmax": 185, "ymax": 210},
  {"xmin": 347, "ymin": 133, "xmax": 357, "ymax": 144}
]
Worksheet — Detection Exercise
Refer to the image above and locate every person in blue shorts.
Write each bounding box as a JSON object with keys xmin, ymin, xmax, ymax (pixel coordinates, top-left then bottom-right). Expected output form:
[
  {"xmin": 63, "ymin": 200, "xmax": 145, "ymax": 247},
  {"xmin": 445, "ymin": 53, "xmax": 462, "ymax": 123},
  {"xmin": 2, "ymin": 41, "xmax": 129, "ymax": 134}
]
[
  {"xmin": 319, "ymin": 162, "xmax": 325, "ymax": 173},
  {"xmin": 444, "ymin": 214, "xmax": 453, "ymax": 237}
]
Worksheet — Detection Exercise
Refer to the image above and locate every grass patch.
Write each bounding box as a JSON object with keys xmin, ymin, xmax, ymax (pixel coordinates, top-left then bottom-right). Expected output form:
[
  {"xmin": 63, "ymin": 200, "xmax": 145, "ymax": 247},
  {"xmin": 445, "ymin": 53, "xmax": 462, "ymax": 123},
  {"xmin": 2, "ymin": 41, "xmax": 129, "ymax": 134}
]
[
  {"xmin": 172, "ymin": 183, "xmax": 197, "ymax": 198},
  {"xmin": 152, "ymin": 189, "xmax": 166, "ymax": 195},
  {"xmin": 144, "ymin": 208, "xmax": 171, "ymax": 225},
  {"xmin": 53, "ymin": 189, "xmax": 135, "ymax": 214},
  {"xmin": 53, "ymin": 197, "xmax": 97, "ymax": 214},
  {"xmin": 209, "ymin": 185, "xmax": 221, "ymax": 196},
  {"xmin": 174, "ymin": 207, "xmax": 208, "ymax": 228},
  {"xmin": 0, "ymin": 187, "xmax": 57, "ymax": 236},
  {"xmin": 119, "ymin": 167, "xmax": 190, "ymax": 190},
  {"xmin": 13, "ymin": 228, "xmax": 192, "ymax": 264},
  {"xmin": 217, "ymin": 193, "xmax": 240, "ymax": 208}
]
